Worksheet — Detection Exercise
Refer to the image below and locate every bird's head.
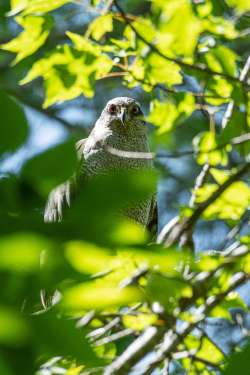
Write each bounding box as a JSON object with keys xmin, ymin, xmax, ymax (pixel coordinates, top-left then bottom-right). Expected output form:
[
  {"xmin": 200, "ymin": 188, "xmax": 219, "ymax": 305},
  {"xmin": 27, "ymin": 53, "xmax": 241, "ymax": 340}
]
[{"xmin": 103, "ymin": 97, "xmax": 144, "ymax": 127}]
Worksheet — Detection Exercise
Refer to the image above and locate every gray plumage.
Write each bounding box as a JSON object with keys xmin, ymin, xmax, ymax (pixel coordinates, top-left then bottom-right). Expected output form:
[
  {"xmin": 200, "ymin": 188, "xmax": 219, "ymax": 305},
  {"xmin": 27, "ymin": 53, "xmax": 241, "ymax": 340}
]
[{"xmin": 44, "ymin": 97, "xmax": 157, "ymax": 231}]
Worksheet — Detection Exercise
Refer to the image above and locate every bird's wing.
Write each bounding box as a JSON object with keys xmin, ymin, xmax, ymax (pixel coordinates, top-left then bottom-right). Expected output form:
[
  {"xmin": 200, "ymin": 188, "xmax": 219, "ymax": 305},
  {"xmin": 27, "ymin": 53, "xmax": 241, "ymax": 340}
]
[
  {"xmin": 146, "ymin": 194, "xmax": 158, "ymax": 240},
  {"xmin": 44, "ymin": 138, "xmax": 87, "ymax": 222}
]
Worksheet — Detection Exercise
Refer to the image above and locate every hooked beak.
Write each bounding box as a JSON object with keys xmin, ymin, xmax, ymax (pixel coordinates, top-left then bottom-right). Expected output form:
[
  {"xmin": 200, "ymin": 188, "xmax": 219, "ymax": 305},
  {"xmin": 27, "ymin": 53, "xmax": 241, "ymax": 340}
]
[{"xmin": 118, "ymin": 107, "xmax": 126, "ymax": 126}]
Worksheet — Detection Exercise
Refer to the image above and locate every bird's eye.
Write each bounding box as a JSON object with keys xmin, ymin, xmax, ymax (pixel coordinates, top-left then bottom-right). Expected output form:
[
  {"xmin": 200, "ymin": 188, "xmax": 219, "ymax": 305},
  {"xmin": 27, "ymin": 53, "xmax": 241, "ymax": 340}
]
[
  {"xmin": 131, "ymin": 105, "xmax": 141, "ymax": 115},
  {"xmin": 108, "ymin": 104, "xmax": 117, "ymax": 114}
]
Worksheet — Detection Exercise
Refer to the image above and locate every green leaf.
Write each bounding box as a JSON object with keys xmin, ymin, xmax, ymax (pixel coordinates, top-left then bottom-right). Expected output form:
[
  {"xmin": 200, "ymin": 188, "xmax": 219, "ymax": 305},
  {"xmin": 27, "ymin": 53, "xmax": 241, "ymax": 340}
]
[
  {"xmin": 226, "ymin": 0, "xmax": 250, "ymax": 12},
  {"xmin": 0, "ymin": 232, "xmax": 51, "ymax": 273},
  {"xmin": 205, "ymin": 45, "xmax": 238, "ymax": 76},
  {"xmin": 22, "ymin": 139, "xmax": 77, "ymax": 195},
  {"xmin": 146, "ymin": 273, "xmax": 192, "ymax": 312},
  {"xmin": 1, "ymin": 15, "xmax": 53, "ymax": 64},
  {"xmin": 0, "ymin": 306, "xmax": 30, "ymax": 346},
  {"xmin": 193, "ymin": 131, "xmax": 228, "ymax": 166},
  {"xmin": 65, "ymin": 241, "xmax": 113, "ymax": 274},
  {"xmin": 198, "ymin": 251, "xmax": 222, "ymax": 271},
  {"xmin": 109, "ymin": 219, "xmax": 148, "ymax": 245},
  {"xmin": 197, "ymin": 337, "xmax": 224, "ymax": 364},
  {"xmin": 0, "ymin": 91, "xmax": 28, "ymax": 155},
  {"xmin": 146, "ymin": 54, "xmax": 182, "ymax": 87},
  {"xmin": 63, "ymin": 282, "xmax": 142, "ymax": 310},
  {"xmin": 203, "ymin": 16, "xmax": 238, "ymax": 39},
  {"xmin": 122, "ymin": 309, "xmax": 157, "ymax": 331},
  {"xmin": 21, "ymin": 40, "xmax": 112, "ymax": 107},
  {"xmin": 210, "ymin": 291, "xmax": 248, "ymax": 319},
  {"xmin": 195, "ymin": 180, "xmax": 250, "ymax": 220},
  {"xmin": 9, "ymin": 0, "xmax": 73, "ymax": 16},
  {"xmin": 205, "ymin": 77, "xmax": 233, "ymax": 105},
  {"xmin": 87, "ymin": 14, "xmax": 113, "ymax": 41},
  {"xmin": 31, "ymin": 311, "xmax": 99, "ymax": 365},
  {"xmin": 155, "ymin": 0, "xmax": 203, "ymax": 57},
  {"xmin": 147, "ymin": 94, "xmax": 195, "ymax": 134},
  {"xmin": 224, "ymin": 340, "xmax": 250, "ymax": 374}
]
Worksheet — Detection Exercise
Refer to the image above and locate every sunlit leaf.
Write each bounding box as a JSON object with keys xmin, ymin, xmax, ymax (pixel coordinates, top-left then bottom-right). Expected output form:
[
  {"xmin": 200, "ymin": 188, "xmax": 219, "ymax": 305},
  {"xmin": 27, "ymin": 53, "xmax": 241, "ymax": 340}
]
[
  {"xmin": 122, "ymin": 310, "xmax": 157, "ymax": 331},
  {"xmin": 147, "ymin": 94, "xmax": 195, "ymax": 134},
  {"xmin": 210, "ymin": 291, "xmax": 248, "ymax": 319},
  {"xmin": 197, "ymin": 251, "xmax": 222, "ymax": 271},
  {"xmin": 195, "ymin": 180, "xmax": 250, "ymax": 220},
  {"xmin": 63, "ymin": 282, "xmax": 142, "ymax": 310},
  {"xmin": 87, "ymin": 14, "xmax": 113, "ymax": 41},
  {"xmin": 0, "ymin": 232, "xmax": 51, "ymax": 273},
  {"xmin": 193, "ymin": 131, "xmax": 229, "ymax": 166},
  {"xmin": 197, "ymin": 337, "xmax": 224, "ymax": 364},
  {"xmin": 65, "ymin": 241, "xmax": 113, "ymax": 274},
  {"xmin": 1, "ymin": 15, "xmax": 52, "ymax": 64},
  {"xmin": 110, "ymin": 219, "xmax": 148, "ymax": 245},
  {"xmin": 20, "ymin": 36, "xmax": 112, "ymax": 107},
  {"xmin": 9, "ymin": 0, "xmax": 73, "ymax": 16},
  {"xmin": 205, "ymin": 45, "xmax": 238, "ymax": 76},
  {"xmin": 155, "ymin": 0, "xmax": 203, "ymax": 57},
  {"xmin": 226, "ymin": 0, "xmax": 250, "ymax": 12}
]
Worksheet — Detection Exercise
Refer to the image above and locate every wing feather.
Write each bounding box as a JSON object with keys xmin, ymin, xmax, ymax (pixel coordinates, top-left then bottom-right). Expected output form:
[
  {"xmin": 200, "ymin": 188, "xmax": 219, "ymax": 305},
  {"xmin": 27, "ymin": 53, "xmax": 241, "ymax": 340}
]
[{"xmin": 44, "ymin": 138, "xmax": 87, "ymax": 222}]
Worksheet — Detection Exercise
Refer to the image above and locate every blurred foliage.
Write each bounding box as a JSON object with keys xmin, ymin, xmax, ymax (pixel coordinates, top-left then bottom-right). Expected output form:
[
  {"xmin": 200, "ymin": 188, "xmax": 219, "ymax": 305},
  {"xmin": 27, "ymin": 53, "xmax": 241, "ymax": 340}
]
[{"xmin": 0, "ymin": 0, "xmax": 250, "ymax": 374}]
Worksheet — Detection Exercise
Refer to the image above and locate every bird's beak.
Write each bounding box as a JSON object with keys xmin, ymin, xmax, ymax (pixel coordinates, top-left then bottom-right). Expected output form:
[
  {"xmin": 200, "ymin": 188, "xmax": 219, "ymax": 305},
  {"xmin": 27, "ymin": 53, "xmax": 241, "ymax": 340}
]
[{"xmin": 118, "ymin": 107, "xmax": 126, "ymax": 126}]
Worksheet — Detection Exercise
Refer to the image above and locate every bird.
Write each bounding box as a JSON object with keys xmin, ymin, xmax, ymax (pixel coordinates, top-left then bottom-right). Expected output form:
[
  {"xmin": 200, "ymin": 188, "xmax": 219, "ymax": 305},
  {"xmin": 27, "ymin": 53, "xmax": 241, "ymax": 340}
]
[{"xmin": 44, "ymin": 97, "xmax": 157, "ymax": 234}]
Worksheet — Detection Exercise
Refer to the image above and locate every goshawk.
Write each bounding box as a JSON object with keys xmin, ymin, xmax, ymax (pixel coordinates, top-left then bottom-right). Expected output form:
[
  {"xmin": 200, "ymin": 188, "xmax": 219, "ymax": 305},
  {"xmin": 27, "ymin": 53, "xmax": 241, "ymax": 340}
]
[{"xmin": 44, "ymin": 97, "xmax": 157, "ymax": 233}]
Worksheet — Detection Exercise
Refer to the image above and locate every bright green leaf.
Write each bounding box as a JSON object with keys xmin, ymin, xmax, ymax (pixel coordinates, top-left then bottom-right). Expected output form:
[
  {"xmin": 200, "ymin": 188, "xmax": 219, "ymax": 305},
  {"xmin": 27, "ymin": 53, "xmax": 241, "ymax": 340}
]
[
  {"xmin": 147, "ymin": 94, "xmax": 195, "ymax": 134},
  {"xmin": 65, "ymin": 241, "xmax": 113, "ymax": 274},
  {"xmin": 63, "ymin": 282, "xmax": 142, "ymax": 310},
  {"xmin": 195, "ymin": 180, "xmax": 250, "ymax": 220},
  {"xmin": 193, "ymin": 131, "xmax": 228, "ymax": 166},
  {"xmin": 1, "ymin": 16, "xmax": 53, "ymax": 64},
  {"xmin": 9, "ymin": 0, "xmax": 73, "ymax": 16},
  {"xmin": 226, "ymin": 0, "xmax": 250, "ymax": 12},
  {"xmin": 0, "ymin": 232, "xmax": 51, "ymax": 273},
  {"xmin": 88, "ymin": 14, "xmax": 113, "ymax": 41},
  {"xmin": 197, "ymin": 337, "xmax": 224, "ymax": 364},
  {"xmin": 205, "ymin": 46, "xmax": 238, "ymax": 76}
]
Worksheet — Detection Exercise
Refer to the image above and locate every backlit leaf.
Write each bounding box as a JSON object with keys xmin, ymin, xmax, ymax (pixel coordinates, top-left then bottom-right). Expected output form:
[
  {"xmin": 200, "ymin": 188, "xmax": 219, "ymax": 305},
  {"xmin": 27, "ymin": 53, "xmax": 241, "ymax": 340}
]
[
  {"xmin": 9, "ymin": 0, "xmax": 73, "ymax": 16},
  {"xmin": 88, "ymin": 14, "xmax": 113, "ymax": 41},
  {"xmin": 63, "ymin": 282, "xmax": 142, "ymax": 310},
  {"xmin": 193, "ymin": 131, "xmax": 228, "ymax": 166},
  {"xmin": 1, "ymin": 15, "xmax": 53, "ymax": 64},
  {"xmin": 0, "ymin": 232, "xmax": 51, "ymax": 273}
]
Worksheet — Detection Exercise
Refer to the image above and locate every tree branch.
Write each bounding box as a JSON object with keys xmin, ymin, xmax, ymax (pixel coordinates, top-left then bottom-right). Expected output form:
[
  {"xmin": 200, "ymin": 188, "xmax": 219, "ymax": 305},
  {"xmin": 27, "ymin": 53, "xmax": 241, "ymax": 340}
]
[
  {"xmin": 113, "ymin": 0, "xmax": 249, "ymax": 86},
  {"xmin": 158, "ymin": 160, "xmax": 250, "ymax": 246}
]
